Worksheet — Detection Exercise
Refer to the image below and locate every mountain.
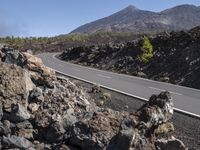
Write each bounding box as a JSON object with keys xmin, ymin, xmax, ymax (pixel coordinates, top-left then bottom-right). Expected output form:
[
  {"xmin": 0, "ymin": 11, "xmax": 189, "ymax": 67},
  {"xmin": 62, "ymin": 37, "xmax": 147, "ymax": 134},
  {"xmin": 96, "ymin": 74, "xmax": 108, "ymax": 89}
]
[{"xmin": 71, "ymin": 4, "xmax": 200, "ymax": 34}]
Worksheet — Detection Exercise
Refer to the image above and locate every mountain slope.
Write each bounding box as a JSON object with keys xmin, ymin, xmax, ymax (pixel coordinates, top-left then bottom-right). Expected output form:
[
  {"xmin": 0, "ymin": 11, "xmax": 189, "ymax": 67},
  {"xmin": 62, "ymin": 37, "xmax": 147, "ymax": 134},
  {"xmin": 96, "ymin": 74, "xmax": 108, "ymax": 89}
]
[
  {"xmin": 71, "ymin": 4, "xmax": 200, "ymax": 34},
  {"xmin": 160, "ymin": 4, "xmax": 200, "ymax": 30}
]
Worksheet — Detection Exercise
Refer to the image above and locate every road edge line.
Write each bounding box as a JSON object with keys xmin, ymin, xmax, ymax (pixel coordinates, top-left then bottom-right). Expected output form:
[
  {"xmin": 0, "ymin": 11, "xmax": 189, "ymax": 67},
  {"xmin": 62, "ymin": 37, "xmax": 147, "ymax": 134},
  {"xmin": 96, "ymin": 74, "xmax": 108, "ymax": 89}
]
[
  {"xmin": 52, "ymin": 69, "xmax": 200, "ymax": 119},
  {"xmin": 53, "ymin": 53, "xmax": 200, "ymax": 93}
]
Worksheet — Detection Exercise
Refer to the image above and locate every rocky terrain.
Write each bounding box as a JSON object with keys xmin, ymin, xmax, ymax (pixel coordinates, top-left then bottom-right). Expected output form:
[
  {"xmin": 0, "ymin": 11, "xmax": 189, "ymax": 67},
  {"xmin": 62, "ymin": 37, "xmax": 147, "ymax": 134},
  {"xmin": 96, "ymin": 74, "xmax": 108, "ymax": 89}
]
[
  {"xmin": 0, "ymin": 46, "xmax": 188, "ymax": 149},
  {"xmin": 71, "ymin": 4, "xmax": 200, "ymax": 34},
  {"xmin": 60, "ymin": 26, "xmax": 200, "ymax": 89}
]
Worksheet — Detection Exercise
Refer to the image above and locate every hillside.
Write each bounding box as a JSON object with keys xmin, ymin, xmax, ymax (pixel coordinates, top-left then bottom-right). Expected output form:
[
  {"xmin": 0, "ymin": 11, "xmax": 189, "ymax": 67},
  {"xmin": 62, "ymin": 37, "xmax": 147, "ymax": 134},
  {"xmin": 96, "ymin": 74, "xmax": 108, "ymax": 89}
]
[
  {"xmin": 60, "ymin": 26, "xmax": 200, "ymax": 89},
  {"xmin": 71, "ymin": 4, "xmax": 200, "ymax": 34}
]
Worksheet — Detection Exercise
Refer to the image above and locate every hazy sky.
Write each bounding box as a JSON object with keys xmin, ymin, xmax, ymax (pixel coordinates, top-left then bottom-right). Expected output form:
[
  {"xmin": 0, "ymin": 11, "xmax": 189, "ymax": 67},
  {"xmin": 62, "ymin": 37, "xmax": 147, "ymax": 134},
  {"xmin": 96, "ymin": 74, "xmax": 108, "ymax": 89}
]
[{"xmin": 0, "ymin": 0, "xmax": 200, "ymax": 37}]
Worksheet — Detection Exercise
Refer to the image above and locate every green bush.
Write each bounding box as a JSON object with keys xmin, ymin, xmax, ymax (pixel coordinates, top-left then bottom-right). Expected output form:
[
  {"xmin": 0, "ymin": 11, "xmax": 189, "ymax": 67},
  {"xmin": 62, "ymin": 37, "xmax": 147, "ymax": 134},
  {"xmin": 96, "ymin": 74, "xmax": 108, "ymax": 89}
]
[{"xmin": 140, "ymin": 36, "xmax": 153, "ymax": 63}]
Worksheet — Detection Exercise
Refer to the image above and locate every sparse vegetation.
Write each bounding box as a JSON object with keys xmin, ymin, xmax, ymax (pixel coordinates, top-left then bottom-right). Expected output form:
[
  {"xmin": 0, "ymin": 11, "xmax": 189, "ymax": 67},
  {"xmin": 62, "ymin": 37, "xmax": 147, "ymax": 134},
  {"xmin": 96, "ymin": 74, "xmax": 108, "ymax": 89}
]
[
  {"xmin": 0, "ymin": 32, "xmax": 156, "ymax": 53},
  {"xmin": 0, "ymin": 32, "xmax": 141, "ymax": 45},
  {"xmin": 101, "ymin": 92, "xmax": 112, "ymax": 100},
  {"xmin": 140, "ymin": 36, "xmax": 153, "ymax": 63},
  {"xmin": 155, "ymin": 122, "xmax": 175, "ymax": 135},
  {"xmin": 91, "ymin": 84, "xmax": 102, "ymax": 93}
]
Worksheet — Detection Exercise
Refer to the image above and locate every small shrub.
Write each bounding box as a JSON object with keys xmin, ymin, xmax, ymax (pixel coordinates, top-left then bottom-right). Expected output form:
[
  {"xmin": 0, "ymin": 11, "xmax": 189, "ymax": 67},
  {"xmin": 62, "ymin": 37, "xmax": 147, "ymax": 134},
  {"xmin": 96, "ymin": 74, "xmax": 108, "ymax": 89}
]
[
  {"xmin": 101, "ymin": 92, "xmax": 111, "ymax": 100},
  {"xmin": 154, "ymin": 122, "xmax": 175, "ymax": 135},
  {"xmin": 140, "ymin": 36, "xmax": 153, "ymax": 63},
  {"xmin": 91, "ymin": 84, "xmax": 101, "ymax": 93}
]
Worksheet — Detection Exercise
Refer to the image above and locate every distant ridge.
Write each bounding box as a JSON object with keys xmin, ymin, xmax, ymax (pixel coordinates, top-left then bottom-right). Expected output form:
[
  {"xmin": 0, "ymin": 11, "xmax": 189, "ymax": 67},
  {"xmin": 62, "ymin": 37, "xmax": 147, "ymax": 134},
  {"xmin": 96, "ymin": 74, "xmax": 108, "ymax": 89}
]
[{"xmin": 71, "ymin": 4, "xmax": 200, "ymax": 34}]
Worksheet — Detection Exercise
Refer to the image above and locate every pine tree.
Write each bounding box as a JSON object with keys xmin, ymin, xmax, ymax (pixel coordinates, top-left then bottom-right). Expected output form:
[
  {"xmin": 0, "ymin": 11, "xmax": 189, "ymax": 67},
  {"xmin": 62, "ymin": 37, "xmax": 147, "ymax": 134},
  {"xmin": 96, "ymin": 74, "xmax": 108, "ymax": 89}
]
[{"xmin": 141, "ymin": 36, "xmax": 153, "ymax": 63}]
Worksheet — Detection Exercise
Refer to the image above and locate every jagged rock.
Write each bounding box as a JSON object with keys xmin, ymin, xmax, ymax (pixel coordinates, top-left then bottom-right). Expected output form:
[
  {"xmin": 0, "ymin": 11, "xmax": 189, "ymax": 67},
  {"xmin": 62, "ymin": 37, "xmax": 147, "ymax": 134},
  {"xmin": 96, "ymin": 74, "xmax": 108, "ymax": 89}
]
[
  {"xmin": 112, "ymin": 129, "xmax": 153, "ymax": 150},
  {"xmin": 28, "ymin": 103, "xmax": 39, "ymax": 113},
  {"xmin": 70, "ymin": 91, "xmax": 174, "ymax": 149},
  {"xmin": 1, "ymin": 48, "xmax": 55, "ymax": 89},
  {"xmin": 0, "ymin": 102, "xmax": 3, "ymax": 120},
  {"xmin": 0, "ymin": 62, "xmax": 34, "ymax": 112},
  {"xmin": 16, "ymin": 121, "xmax": 33, "ymax": 129},
  {"xmin": 0, "ymin": 52, "xmax": 4, "ymax": 60},
  {"xmin": 8, "ymin": 104, "xmax": 31, "ymax": 123},
  {"xmin": 29, "ymin": 87, "xmax": 43, "ymax": 102},
  {"xmin": 0, "ymin": 120, "xmax": 11, "ymax": 136},
  {"xmin": 0, "ymin": 47, "xmax": 187, "ymax": 149},
  {"xmin": 24, "ymin": 71, "xmax": 35, "ymax": 92},
  {"xmin": 2, "ymin": 135, "xmax": 32, "ymax": 149},
  {"xmin": 138, "ymin": 91, "xmax": 174, "ymax": 129},
  {"xmin": 137, "ymin": 71, "xmax": 147, "ymax": 78},
  {"xmin": 22, "ymin": 52, "xmax": 55, "ymax": 76},
  {"xmin": 70, "ymin": 110, "xmax": 122, "ymax": 149},
  {"xmin": 44, "ymin": 120, "xmax": 65, "ymax": 143},
  {"xmin": 113, "ymin": 128, "xmax": 136, "ymax": 150},
  {"xmin": 17, "ymin": 129, "xmax": 34, "ymax": 140},
  {"xmin": 111, "ymin": 116, "xmax": 138, "ymax": 150},
  {"xmin": 33, "ymin": 141, "xmax": 45, "ymax": 150},
  {"xmin": 1, "ymin": 47, "xmax": 26, "ymax": 67},
  {"xmin": 155, "ymin": 137, "xmax": 186, "ymax": 150},
  {"xmin": 110, "ymin": 114, "xmax": 154, "ymax": 150},
  {"xmin": 36, "ymin": 95, "xmax": 44, "ymax": 102},
  {"xmin": 63, "ymin": 112, "xmax": 77, "ymax": 130}
]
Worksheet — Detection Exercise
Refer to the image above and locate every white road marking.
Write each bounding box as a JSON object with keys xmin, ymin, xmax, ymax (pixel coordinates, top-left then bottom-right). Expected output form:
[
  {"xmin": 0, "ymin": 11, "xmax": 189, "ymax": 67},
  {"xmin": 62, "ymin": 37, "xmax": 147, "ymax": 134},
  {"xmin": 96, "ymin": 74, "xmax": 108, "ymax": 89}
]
[
  {"xmin": 52, "ymin": 68, "xmax": 200, "ymax": 119},
  {"xmin": 97, "ymin": 74, "xmax": 111, "ymax": 79},
  {"xmin": 52, "ymin": 53, "xmax": 200, "ymax": 93},
  {"xmin": 72, "ymin": 68, "xmax": 81, "ymax": 71},
  {"xmin": 38, "ymin": 54, "xmax": 200, "ymax": 118},
  {"xmin": 149, "ymin": 87, "xmax": 183, "ymax": 96}
]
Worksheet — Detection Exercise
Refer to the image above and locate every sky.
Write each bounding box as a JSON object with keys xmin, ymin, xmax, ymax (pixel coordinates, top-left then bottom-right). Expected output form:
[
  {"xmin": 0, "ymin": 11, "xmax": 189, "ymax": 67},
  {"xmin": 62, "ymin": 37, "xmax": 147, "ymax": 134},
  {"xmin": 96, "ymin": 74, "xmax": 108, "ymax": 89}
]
[{"xmin": 0, "ymin": 0, "xmax": 200, "ymax": 37}]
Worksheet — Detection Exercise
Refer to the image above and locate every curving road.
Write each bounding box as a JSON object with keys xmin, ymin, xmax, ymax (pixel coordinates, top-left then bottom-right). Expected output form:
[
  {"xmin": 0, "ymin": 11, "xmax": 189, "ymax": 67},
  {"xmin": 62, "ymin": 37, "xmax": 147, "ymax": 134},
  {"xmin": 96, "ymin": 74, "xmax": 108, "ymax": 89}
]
[{"xmin": 38, "ymin": 53, "xmax": 200, "ymax": 118}]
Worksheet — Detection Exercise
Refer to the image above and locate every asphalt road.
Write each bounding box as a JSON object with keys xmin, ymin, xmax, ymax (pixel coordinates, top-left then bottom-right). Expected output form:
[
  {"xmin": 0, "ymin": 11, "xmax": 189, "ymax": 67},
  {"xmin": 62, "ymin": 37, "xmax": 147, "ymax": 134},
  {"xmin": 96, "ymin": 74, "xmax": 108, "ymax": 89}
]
[{"xmin": 38, "ymin": 53, "xmax": 200, "ymax": 117}]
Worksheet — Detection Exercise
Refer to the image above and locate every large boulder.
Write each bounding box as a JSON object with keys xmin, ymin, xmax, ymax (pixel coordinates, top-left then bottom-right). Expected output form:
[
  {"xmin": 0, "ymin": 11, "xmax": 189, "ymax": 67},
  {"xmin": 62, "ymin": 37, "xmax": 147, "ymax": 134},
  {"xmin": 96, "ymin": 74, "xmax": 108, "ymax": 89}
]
[
  {"xmin": 1, "ymin": 47, "xmax": 26, "ymax": 67},
  {"xmin": 155, "ymin": 137, "xmax": 186, "ymax": 150},
  {"xmin": 69, "ymin": 91, "xmax": 174, "ymax": 150},
  {"xmin": 0, "ymin": 62, "xmax": 34, "ymax": 112},
  {"xmin": 70, "ymin": 110, "xmax": 122, "ymax": 149},
  {"xmin": 2, "ymin": 135, "xmax": 32, "ymax": 149},
  {"xmin": 0, "ymin": 120, "xmax": 11, "ymax": 136},
  {"xmin": 138, "ymin": 91, "xmax": 173, "ymax": 130},
  {"xmin": 8, "ymin": 104, "xmax": 31, "ymax": 123},
  {"xmin": 22, "ymin": 52, "xmax": 55, "ymax": 76}
]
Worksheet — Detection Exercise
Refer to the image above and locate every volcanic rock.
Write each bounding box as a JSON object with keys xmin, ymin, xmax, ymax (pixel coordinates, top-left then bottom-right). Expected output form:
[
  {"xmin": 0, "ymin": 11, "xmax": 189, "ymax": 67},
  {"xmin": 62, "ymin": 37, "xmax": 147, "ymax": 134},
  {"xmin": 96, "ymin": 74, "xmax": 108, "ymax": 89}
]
[
  {"xmin": 3, "ymin": 135, "xmax": 32, "ymax": 149},
  {"xmin": 0, "ymin": 46, "xmax": 186, "ymax": 149},
  {"xmin": 155, "ymin": 137, "xmax": 186, "ymax": 150}
]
